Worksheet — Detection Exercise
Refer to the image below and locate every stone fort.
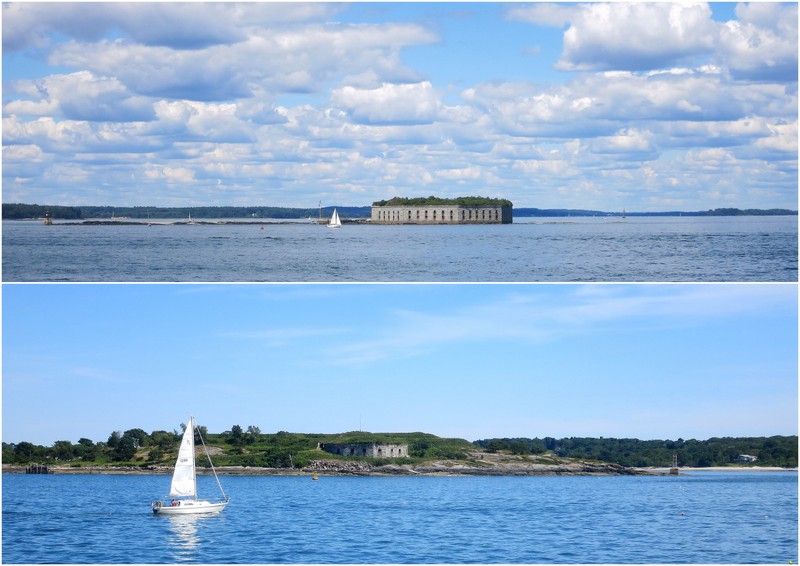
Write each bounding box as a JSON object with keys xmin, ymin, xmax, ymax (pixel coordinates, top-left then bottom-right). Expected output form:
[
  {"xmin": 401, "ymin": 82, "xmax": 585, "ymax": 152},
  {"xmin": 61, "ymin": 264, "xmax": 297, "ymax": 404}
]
[
  {"xmin": 319, "ymin": 442, "xmax": 409, "ymax": 458},
  {"xmin": 371, "ymin": 197, "xmax": 513, "ymax": 225}
]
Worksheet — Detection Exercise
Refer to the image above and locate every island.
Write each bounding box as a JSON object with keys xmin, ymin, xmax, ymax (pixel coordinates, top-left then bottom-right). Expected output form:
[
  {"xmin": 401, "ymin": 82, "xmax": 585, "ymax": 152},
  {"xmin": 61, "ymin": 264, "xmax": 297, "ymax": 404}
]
[
  {"xmin": 371, "ymin": 196, "xmax": 513, "ymax": 225},
  {"xmin": 4, "ymin": 430, "xmax": 796, "ymax": 477}
]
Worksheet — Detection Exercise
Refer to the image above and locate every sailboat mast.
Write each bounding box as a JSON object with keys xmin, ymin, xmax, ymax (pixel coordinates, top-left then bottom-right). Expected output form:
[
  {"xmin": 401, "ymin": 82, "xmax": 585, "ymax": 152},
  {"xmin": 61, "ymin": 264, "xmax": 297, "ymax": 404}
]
[{"xmin": 189, "ymin": 416, "xmax": 197, "ymax": 500}]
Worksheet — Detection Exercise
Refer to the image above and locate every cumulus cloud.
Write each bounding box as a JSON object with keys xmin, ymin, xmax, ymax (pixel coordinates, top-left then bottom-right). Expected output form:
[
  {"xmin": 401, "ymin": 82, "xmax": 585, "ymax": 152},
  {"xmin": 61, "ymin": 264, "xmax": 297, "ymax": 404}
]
[
  {"xmin": 332, "ymin": 82, "xmax": 441, "ymax": 125},
  {"xmin": 591, "ymin": 128, "xmax": 657, "ymax": 157},
  {"xmin": 5, "ymin": 71, "xmax": 154, "ymax": 121},
  {"xmin": 2, "ymin": 2, "xmax": 344, "ymax": 51},
  {"xmin": 145, "ymin": 165, "xmax": 195, "ymax": 184},
  {"xmin": 509, "ymin": 3, "xmax": 717, "ymax": 71},
  {"xmin": 149, "ymin": 100, "xmax": 254, "ymax": 142},
  {"xmin": 508, "ymin": 2, "xmax": 797, "ymax": 80},
  {"xmin": 754, "ymin": 121, "xmax": 799, "ymax": 155},
  {"xmin": 464, "ymin": 66, "xmax": 796, "ymax": 146},
  {"xmin": 717, "ymin": 3, "xmax": 798, "ymax": 81},
  {"xmin": 47, "ymin": 23, "xmax": 436, "ymax": 101}
]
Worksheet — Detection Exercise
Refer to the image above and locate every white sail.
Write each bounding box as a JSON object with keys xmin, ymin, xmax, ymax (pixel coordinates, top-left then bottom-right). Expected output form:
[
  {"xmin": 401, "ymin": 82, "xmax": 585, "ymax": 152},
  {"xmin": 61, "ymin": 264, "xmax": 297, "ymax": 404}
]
[
  {"xmin": 170, "ymin": 418, "xmax": 196, "ymax": 497},
  {"xmin": 328, "ymin": 209, "xmax": 341, "ymax": 228}
]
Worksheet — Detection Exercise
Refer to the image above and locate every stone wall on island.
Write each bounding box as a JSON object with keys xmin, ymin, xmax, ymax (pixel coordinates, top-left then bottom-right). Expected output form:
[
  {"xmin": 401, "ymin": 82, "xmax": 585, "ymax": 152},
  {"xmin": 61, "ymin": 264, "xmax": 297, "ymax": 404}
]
[{"xmin": 318, "ymin": 442, "xmax": 409, "ymax": 458}]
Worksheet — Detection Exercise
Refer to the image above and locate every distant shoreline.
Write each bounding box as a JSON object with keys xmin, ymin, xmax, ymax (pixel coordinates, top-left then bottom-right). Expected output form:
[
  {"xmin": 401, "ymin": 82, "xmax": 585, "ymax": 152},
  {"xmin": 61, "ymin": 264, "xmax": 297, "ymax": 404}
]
[
  {"xmin": 4, "ymin": 213, "xmax": 798, "ymax": 227},
  {"xmin": 3, "ymin": 202, "xmax": 797, "ymax": 223}
]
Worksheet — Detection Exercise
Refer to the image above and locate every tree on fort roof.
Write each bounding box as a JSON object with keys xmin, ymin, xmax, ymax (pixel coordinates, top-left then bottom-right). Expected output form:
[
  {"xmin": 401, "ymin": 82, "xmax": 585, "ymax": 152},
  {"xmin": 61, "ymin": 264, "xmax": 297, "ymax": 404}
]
[{"xmin": 373, "ymin": 196, "xmax": 512, "ymax": 207}]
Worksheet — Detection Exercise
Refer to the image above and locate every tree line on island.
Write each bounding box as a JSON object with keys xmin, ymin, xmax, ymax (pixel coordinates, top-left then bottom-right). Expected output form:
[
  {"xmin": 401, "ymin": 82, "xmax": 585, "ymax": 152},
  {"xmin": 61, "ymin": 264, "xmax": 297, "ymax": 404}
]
[
  {"xmin": 473, "ymin": 436, "xmax": 798, "ymax": 468},
  {"xmin": 371, "ymin": 196, "xmax": 514, "ymax": 207},
  {"xmin": 3, "ymin": 428, "xmax": 796, "ymax": 469},
  {"xmin": 3, "ymin": 202, "xmax": 796, "ymax": 221}
]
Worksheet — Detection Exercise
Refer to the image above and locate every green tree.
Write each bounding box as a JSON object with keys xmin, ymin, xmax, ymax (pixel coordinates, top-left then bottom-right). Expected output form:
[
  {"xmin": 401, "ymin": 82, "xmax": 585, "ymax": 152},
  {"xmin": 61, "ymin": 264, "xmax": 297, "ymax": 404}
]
[
  {"xmin": 509, "ymin": 441, "xmax": 529, "ymax": 455},
  {"xmin": 123, "ymin": 428, "xmax": 150, "ymax": 448},
  {"xmin": 113, "ymin": 434, "xmax": 137, "ymax": 461},
  {"xmin": 13, "ymin": 441, "xmax": 38, "ymax": 462},
  {"xmin": 194, "ymin": 425, "xmax": 208, "ymax": 444},
  {"xmin": 147, "ymin": 447, "xmax": 165, "ymax": 463},
  {"xmin": 2, "ymin": 443, "xmax": 15, "ymax": 463},
  {"xmin": 246, "ymin": 425, "xmax": 261, "ymax": 444},
  {"xmin": 107, "ymin": 431, "xmax": 122, "ymax": 449},
  {"xmin": 229, "ymin": 425, "xmax": 244, "ymax": 446},
  {"xmin": 52, "ymin": 440, "xmax": 75, "ymax": 461},
  {"xmin": 75, "ymin": 438, "xmax": 99, "ymax": 461},
  {"xmin": 150, "ymin": 430, "xmax": 176, "ymax": 450}
]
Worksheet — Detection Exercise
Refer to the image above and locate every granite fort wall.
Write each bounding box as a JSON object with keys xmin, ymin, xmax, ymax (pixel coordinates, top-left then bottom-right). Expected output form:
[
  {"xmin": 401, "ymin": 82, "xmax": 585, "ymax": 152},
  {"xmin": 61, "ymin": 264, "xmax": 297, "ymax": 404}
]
[
  {"xmin": 371, "ymin": 205, "xmax": 512, "ymax": 224},
  {"xmin": 319, "ymin": 442, "xmax": 409, "ymax": 458}
]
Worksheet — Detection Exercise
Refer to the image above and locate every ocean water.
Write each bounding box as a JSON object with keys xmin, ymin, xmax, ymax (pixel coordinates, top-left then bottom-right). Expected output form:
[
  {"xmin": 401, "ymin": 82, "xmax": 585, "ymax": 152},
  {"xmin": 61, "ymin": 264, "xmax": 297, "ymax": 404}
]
[
  {"xmin": 2, "ymin": 216, "xmax": 797, "ymax": 282},
  {"xmin": 2, "ymin": 472, "xmax": 796, "ymax": 563}
]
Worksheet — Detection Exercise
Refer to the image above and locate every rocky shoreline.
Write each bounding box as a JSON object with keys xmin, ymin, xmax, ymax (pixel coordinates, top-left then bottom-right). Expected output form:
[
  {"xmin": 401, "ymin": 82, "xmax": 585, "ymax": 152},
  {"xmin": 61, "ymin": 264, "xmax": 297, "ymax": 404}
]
[
  {"xmin": 8, "ymin": 450, "xmax": 791, "ymax": 477},
  {"xmin": 3, "ymin": 456, "xmax": 648, "ymax": 477}
]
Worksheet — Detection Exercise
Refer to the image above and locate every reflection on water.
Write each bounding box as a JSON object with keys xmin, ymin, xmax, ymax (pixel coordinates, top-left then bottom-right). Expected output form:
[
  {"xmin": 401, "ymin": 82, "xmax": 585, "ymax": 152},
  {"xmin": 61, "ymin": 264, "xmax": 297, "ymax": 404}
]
[{"xmin": 166, "ymin": 515, "xmax": 202, "ymax": 562}]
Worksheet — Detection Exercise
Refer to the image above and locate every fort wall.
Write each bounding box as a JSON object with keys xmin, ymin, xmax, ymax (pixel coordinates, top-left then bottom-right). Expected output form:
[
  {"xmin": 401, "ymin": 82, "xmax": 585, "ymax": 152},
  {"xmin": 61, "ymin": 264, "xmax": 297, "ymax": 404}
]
[
  {"xmin": 319, "ymin": 442, "xmax": 409, "ymax": 458},
  {"xmin": 371, "ymin": 204, "xmax": 512, "ymax": 224}
]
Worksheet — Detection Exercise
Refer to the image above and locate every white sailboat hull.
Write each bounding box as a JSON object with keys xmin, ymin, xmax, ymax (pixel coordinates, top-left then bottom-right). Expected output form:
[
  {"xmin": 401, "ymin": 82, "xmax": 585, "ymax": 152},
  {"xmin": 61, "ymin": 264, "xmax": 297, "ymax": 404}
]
[{"xmin": 153, "ymin": 499, "xmax": 228, "ymax": 515}]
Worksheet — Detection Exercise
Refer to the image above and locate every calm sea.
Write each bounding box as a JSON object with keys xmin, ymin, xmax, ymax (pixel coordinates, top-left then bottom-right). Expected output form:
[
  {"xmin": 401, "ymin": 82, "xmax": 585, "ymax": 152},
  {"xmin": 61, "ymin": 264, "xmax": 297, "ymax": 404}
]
[
  {"xmin": 2, "ymin": 216, "xmax": 797, "ymax": 282},
  {"xmin": 2, "ymin": 472, "xmax": 796, "ymax": 563}
]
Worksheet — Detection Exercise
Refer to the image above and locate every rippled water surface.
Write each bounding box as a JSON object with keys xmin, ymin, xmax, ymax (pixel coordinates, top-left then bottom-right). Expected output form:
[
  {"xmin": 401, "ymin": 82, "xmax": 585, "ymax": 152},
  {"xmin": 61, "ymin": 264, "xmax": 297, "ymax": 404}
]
[
  {"xmin": 3, "ymin": 472, "xmax": 796, "ymax": 563},
  {"xmin": 3, "ymin": 216, "xmax": 796, "ymax": 281}
]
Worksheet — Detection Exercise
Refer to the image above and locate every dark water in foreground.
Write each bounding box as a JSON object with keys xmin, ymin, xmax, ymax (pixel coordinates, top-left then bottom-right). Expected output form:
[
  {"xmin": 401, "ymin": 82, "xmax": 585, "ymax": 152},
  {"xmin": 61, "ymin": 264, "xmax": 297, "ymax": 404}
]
[
  {"xmin": 2, "ymin": 472, "xmax": 797, "ymax": 563},
  {"xmin": 3, "ymin": 216, "xmax": 797, "ymax": 282}
]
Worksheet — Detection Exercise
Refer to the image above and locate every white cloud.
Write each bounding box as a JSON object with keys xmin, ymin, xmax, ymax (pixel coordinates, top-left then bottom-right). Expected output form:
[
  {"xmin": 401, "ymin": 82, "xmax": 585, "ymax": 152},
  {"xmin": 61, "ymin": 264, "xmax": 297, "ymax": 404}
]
[
  {"xmin": 507, "ymin": 2, "xmax": 797, "ymax": 82},
  {"xmin": 591, "ymin": 128, "xmax": 656, "ymax": 156},
  {"xmin": 515, "ymin": 3, "xmax": 718, "ymax": 71},
  {"xmin": 755, "ymin": 121, "xmax": 799, "ymax": 155},
  {"xmin": 435, "ymin": 166, "xmax": 482, "ymax": 181},
  {"xmin": 2, "ymin": 2, "xmax": 344, "ymax": 51},
  {"xmin": 144, "ymin": 165, "xmax": 195, "ymax": 184},
  {"xmin": 512, "ymin": 158, "xmax": 579, "ymax": 178},
  {"xmin": 332, "ymin": 82, "xmax": 441, "ymax": 125},
  {"xmin": 506, "ymin": 3, "xmax": 578, "ymax": 28},
  {"xmin": 717, "ymin": 3, "xmax": 798, "ymax": 81},
  {"xmin": 47, "ymin": 22, "xmax": 437, "ymax": 101},
  {"xmin": 5, "ymin": 71, "xmax": 154, "ymax": 121}
]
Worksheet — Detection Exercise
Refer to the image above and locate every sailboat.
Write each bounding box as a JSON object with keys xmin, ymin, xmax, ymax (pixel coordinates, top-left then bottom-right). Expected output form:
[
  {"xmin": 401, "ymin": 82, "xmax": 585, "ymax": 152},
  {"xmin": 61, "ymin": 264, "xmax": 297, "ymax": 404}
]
[
  {"xmin": 327, "ymin": 208, "xmax": 342, "ymax": 228},
  {"xmin": 151, "ymin": 417, "xmax": 229, "ymax": 515}
]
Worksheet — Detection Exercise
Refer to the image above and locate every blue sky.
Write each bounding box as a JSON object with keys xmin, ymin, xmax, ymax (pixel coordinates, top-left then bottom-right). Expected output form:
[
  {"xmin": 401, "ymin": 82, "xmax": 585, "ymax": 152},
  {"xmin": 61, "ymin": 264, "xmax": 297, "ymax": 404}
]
[
  {"xmin": 3, "ymin": 283, "xmax": 796, "ymax": 446},
  {"xmin": 2, "ymin": 2, "xmax": 797, "ymax": 211}
]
